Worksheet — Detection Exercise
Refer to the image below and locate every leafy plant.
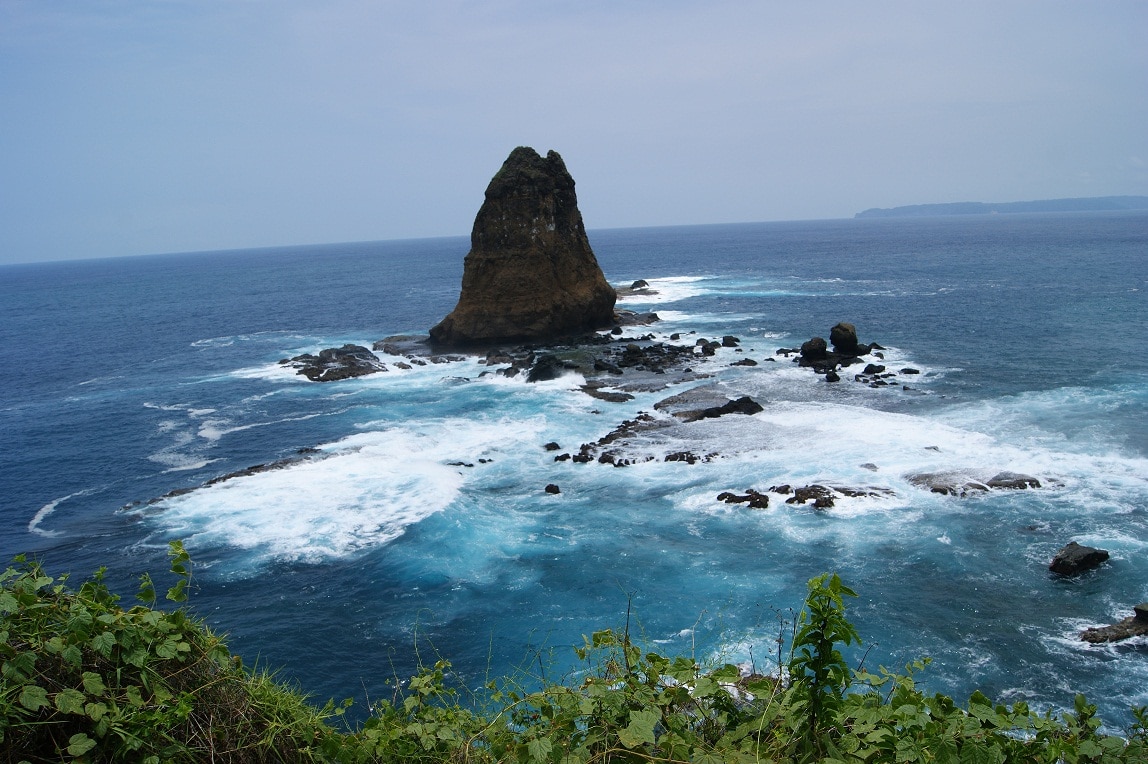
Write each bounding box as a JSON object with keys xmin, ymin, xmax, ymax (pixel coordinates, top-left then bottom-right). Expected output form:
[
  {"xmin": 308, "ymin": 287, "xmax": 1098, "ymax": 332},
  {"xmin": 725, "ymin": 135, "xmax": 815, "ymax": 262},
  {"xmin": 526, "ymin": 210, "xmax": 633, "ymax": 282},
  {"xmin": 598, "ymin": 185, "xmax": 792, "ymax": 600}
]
[
  {"xmin": 5, "ymin": 552, "xmax": 1146, "ymax": 764},
  {"xmin": 0, "ymin": 542, "xmax": 340, "ymax": 762}
]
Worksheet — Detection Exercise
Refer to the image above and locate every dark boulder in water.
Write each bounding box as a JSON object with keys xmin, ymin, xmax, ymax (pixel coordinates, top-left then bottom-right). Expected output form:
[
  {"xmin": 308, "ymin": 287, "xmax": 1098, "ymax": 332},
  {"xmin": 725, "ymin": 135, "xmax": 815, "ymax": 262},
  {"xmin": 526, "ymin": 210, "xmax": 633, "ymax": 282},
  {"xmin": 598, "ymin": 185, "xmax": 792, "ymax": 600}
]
[
  {"xmin": 905, "ymin": 470, "xmax": 1044, "ymax": 497},
  {"xmin": 717, "ymin": 490, "xmax": 769, "ymax": 509},
  {"xmin": 281, "ymin": 344, "xmax": 387, "ymax": 382},
  {"xmin": 429, "ymin": 147, "xmax": 616, "ymax": 347},
  {"xmin": 681, "ymin": 395, "xmax": 764, "ymax": 422},
  {"xmin": 1049, "ymin": 541, "xmax": 1110, "ymax": 576},
  {"xmin": 986, "ymin": 472, "xmax": 1041, "ymax": 490},
  {"xmin": 526, "ymin": 353, "xmax": 568, "ymax": 382},
  {"xmin": 830, "ymin": 322, "xmax": 860, "ymax": 355},
  {"xmin": 795, "ymin": 323, "xmax": 883, "ymax": 376},
  {"xmin": 800, "ymin": 337, "xmax": 828, "ymax": 361}
]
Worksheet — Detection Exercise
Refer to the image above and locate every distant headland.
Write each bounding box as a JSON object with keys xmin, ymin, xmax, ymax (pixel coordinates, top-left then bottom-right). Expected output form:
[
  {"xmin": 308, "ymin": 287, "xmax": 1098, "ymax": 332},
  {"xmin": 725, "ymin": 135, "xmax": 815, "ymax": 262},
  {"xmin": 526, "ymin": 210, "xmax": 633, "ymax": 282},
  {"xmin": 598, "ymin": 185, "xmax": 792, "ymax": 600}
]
[{"xmin": 855, "ymin": 195, "xmax": 1148, "ymax": 218}]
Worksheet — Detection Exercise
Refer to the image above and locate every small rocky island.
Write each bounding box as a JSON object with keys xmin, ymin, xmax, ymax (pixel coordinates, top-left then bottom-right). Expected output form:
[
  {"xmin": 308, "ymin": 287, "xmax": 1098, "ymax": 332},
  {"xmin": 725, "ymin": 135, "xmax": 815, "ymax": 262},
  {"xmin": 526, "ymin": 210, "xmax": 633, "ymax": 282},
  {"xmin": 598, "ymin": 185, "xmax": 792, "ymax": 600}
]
[{"xmin": 429, "ymin": 146, "xmax": 617, "ymax": 346}]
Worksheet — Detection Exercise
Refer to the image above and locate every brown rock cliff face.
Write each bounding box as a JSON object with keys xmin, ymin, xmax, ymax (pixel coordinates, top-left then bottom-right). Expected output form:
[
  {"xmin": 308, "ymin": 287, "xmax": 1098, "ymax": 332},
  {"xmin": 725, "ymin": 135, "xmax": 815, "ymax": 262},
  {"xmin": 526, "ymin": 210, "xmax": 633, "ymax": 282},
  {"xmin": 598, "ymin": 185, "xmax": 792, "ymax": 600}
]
[{"xmin": 429, "ymin": 147, "xmax": 616, "ymax": 346}]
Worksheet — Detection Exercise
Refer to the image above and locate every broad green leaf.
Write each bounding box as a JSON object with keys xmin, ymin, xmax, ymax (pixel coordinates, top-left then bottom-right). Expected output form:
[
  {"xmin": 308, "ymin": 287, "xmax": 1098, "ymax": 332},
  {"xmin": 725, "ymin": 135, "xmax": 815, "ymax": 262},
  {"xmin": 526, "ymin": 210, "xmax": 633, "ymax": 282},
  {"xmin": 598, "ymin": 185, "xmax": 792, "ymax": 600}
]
[
  {"xmin": 85, "ymin": 701, "xmax": 109, "ymax": 721},
  {"xmin": 55, "ymin": 687, "xmax": 87, "ymax": 715},
  {"xmin": 4, "ymin": 650, "xmax": 37, "ymax": 680},
  {"xmin": 90, "ymin": 631, "xmax": 115, "ymax": 658},
  {"xmin": 19, "ymin": 684, "xmax": 49, "ymax": 711},
  {"xmin": 67, "ymin": 733, "xmax": 97, "ymax": 756},
  {"xmin": 166, "ymin": 578, "xmax": 188, "ymax": 603},
  {"xmin": 82, "ymin": 671, "xmax": 106, "ymax": 695},
  {"xmin": 934, "ymin": 739, "xmax": 959, "ymax": 764},
  {"xmin": 155, "ymin": 638, "xmax": 179, "ymax": 659},
  {"xmin": 61, "ymin": 644, "xmax": 83, "ymax": 667},
  {"xmin": 527, "ymin": 737, "xmax": 553, "ymax": 762},
  {"xmin": 618, "ymin": 707, "xmax": 660, "ymax": 749},
  {"xmin": 125, "ymin": 684, "xmax": 144, "ymax": 707},
  {"xmin": 0, "ymin": 590, "xmax": 17, "ymax": 613}
]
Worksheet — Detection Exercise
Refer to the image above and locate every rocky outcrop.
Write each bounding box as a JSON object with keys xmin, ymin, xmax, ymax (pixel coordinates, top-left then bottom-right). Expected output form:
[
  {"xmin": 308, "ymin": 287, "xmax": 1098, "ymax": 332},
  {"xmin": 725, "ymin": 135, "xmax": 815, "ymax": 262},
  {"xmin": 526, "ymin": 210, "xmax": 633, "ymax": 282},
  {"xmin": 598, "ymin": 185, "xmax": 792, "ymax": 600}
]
[
  {"xmin": 784, "ymin": 323, "xmax": 887, "ymax": 379},
  {"xmin": 429, "ymin": 147, "xmax": 616, "ymax": 346},
  {"xmin": 1049, "ymin": 541, "xmax": 1110, "ymax": 576},
  {"xmin": 1080, "ymin": 604, "xmax": 1148, "ymax": 644},
  {"xmin": 829, "ymin": 322, "xmax": 860, "ymax": 355},
  {"xmin": 717, "ymin": 490, "xmax": 770, "ymax": 509},
  {"xmin": 905, "ymin": 470, "xmax": 1043, "ymax": 497},
  {"xmin": 280, "ymin": 344, "xmax": 387, "ymax": 381}
]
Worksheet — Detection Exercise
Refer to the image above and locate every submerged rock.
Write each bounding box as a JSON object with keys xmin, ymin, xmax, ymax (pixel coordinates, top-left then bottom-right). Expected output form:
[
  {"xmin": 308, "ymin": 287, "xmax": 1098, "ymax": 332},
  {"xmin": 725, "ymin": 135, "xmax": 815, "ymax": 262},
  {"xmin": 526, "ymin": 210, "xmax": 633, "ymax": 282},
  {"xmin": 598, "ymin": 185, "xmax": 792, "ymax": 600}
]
[{"xmin": 429, "ymin": 147, "xmax": 616, "ymax": 346}]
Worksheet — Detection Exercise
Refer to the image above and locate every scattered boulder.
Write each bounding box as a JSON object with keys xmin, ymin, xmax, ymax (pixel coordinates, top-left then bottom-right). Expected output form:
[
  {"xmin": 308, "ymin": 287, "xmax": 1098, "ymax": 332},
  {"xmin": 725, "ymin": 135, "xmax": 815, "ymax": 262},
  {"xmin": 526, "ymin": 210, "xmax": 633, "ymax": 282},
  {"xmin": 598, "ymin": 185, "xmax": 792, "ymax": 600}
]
[
  {"xmin": 829, "ymin": 322, "xmax": 859, "ymax": 355},
  {"xmin": 1049, "ymin": 541, "xmax": 1110, "ymax": 576},
  {"xmin": 794, "ymin": 324, "xmax": 891, "ymax": 379},
  {"xmin": 544, "ymin": 484, "xmax": 561, "ymax": 495},
  {"xmin": 986, "ymin": 472, "xmax": 1041, "ymax": 490},
  {"xmin": 717, "ymin": 490, "xmax": 769, "ymax": 509},
  {"xmin": 527, "ymin": 353, "xmax": 569, "ymax": 382},
  {"xmin": 665, "ymin": 451, "xmax": 715, "ymax": 464},
  {"xmin": 1080, "ymin": 605, "xmax": 1148, "ymax": 644},
  {"xmin": 281, "ymin": 344, "xmax": 387, "ymax": 382},
  {"xmin": 680, "ymin": 395, "xmax": 764, "ymax": 422},
  {"xmin": 800, "ymin": 337, "xmax": 828, "ymax": 361},
  {"xmin": 905, "ymin": 470, "xmax": 1044, "ymax": 497},
  {"xmin": 429, "ymin": 147, "xmax": 616, "ymax": 346},
  {"xmin": 905, "ymin": 472, "xmax": 989, "ymax": 496},
  {"xmin": 785, "ymin": 484, "xmax": 836, "ymax": 509}
]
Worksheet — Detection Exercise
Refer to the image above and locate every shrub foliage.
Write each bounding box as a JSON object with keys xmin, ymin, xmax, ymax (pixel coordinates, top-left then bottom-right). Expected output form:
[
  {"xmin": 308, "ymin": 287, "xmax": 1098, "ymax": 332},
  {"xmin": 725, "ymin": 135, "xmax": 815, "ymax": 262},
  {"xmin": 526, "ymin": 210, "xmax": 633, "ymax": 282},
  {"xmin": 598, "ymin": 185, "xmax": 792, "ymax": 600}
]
[{"xmin": 3, "ymin": 553, "xmax": 1146, "ymax": 763}]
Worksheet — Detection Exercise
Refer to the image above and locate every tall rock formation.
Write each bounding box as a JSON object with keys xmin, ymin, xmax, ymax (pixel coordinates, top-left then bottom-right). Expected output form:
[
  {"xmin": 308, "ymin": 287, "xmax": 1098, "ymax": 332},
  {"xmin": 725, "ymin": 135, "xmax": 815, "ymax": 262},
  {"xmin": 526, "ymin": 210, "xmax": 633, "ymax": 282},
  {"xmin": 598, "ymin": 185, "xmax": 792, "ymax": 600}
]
[{"xmin": 429, "ymin": 147, "xmax": 617, "ymax": 347}]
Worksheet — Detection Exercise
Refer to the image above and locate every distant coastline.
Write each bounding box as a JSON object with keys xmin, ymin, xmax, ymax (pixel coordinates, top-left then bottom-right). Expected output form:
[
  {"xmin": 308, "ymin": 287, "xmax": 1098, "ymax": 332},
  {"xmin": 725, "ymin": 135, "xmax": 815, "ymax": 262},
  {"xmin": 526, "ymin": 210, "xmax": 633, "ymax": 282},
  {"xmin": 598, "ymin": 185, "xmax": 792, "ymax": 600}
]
[{"xmin": 855, "ymin": 195, "xmax": 1148, "ymax": 218}]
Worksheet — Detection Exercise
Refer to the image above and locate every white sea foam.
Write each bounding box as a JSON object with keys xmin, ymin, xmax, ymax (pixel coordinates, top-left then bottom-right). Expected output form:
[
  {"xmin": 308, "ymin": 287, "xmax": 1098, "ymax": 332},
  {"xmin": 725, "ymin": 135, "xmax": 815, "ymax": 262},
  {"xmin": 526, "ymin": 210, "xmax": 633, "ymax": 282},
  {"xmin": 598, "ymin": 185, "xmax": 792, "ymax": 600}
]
[
  {"xmin": 618, "ymin": 276, "xmax": 713, "ymax": 305},
  {"xmin": 144, "ymin": 416, "xmax": 550, "ymax": 568}
]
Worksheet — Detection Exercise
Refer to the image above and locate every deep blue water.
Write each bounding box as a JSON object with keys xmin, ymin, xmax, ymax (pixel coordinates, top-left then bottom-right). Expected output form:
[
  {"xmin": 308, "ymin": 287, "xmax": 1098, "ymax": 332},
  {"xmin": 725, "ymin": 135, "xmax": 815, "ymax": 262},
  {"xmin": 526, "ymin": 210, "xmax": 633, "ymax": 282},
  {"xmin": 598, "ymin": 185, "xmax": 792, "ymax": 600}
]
[{"xmin": 2, "ymin": 212, "xmax": 1146, "ymax": 727}]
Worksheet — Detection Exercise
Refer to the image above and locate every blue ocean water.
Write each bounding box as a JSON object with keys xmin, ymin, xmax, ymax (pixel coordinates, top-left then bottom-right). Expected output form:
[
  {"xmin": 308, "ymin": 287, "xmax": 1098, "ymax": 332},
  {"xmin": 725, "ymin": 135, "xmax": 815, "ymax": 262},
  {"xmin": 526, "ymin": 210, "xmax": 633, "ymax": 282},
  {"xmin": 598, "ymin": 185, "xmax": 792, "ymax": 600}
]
[{"xmin": 2, "ymin": 212, "xmax": 1146, "ymax": 726}]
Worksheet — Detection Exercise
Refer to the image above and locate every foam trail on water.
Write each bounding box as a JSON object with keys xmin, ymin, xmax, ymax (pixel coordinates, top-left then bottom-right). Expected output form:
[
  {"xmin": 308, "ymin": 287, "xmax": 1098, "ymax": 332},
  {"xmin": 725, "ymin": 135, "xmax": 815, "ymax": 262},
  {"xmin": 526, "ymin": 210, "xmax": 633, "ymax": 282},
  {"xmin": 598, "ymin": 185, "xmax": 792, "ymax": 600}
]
[{"xmin": 29, "ymin": 489, "xmax": 97, "ymax": 536}]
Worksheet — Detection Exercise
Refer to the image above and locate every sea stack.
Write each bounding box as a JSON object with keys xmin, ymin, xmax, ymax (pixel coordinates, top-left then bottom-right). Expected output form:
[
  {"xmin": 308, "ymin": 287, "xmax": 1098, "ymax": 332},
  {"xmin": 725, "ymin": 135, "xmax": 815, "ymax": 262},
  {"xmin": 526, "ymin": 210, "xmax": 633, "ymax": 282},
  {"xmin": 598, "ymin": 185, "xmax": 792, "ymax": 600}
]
[{"xmin": 429, "ymin": 147, "xmax": 616, "ymax": 347}]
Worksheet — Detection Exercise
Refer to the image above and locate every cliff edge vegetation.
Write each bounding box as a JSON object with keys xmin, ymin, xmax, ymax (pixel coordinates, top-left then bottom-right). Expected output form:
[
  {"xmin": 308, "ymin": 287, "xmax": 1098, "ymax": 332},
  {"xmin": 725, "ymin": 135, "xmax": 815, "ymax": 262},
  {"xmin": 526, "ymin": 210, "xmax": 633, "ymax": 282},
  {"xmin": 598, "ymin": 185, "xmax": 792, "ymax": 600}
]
[{"xmin": 3, "ymin": 547, "xmax": 1146, "ymax": 763}]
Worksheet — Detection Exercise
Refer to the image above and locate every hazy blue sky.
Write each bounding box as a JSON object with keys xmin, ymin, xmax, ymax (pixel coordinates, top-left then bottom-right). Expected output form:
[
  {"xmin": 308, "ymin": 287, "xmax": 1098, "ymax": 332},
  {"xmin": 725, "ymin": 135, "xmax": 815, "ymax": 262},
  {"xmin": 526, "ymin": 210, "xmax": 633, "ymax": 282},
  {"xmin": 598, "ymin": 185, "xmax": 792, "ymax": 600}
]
[{"xmin": 2, "ymin": 1, "xmax": 1145, "ymax": 264}]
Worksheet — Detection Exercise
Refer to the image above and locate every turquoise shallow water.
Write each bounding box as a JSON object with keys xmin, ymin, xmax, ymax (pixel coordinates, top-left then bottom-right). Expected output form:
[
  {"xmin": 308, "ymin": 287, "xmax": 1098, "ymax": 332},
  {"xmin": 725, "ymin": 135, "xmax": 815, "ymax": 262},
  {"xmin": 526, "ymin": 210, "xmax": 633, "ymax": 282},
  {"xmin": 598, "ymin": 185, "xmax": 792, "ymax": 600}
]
[{"xmin": 2, "ymin": 212, "xmax": 1146, "ymax": 725}]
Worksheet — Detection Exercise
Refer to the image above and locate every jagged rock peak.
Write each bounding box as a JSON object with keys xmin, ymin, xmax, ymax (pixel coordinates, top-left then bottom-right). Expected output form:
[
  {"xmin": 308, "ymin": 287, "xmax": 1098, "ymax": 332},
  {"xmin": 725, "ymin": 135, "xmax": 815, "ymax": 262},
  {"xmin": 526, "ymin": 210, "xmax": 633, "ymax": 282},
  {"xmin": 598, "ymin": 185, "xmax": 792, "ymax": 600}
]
[{"xmin": 429, "ymin": 147, "xmax": 617, "ymax": 347}]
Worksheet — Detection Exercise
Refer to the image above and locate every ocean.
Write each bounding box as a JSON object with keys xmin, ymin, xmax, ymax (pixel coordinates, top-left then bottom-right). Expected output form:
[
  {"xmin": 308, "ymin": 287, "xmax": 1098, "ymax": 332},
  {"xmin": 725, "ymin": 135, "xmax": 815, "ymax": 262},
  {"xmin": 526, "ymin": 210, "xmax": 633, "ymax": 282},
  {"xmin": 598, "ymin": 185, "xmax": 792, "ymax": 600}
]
[{"xmin": 2, "ymin": 212, "xmax": 1146, "ymax": 726}]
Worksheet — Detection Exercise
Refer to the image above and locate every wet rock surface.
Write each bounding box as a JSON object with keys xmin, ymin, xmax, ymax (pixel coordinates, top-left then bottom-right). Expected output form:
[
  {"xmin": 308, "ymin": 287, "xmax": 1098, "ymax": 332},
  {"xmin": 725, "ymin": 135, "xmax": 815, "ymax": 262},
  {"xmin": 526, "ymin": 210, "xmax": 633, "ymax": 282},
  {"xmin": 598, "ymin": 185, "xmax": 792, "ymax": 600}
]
[
  {"xmin": 1080, "ymin": 605, "xmax": 1148, "ymax": 644},
  {"xmin": 1049, "ymin": 541, "xmax": 1110, "ymax": 576},
  {"xmin": 905, "ymin": 470, "xmax": 1044, "ymax": 497},
  {"xmin": 280, "ymin": 344, "xmax": 388, "ymax": 382}
]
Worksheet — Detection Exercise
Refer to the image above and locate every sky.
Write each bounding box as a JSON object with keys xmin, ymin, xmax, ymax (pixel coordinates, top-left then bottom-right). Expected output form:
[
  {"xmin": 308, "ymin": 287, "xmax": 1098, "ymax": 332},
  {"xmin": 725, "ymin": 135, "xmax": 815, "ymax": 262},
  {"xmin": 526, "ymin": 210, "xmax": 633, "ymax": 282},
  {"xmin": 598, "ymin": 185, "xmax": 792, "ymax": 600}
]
[{"xmin": 1, "ymin": 1, "xmax": 1145, "ymax": 264}]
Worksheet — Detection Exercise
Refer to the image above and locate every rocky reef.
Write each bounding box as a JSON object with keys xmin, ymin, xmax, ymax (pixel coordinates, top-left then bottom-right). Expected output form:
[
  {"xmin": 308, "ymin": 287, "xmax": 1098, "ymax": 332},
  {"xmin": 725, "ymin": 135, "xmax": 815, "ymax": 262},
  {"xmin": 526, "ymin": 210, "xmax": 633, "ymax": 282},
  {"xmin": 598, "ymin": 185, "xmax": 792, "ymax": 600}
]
[
  {"xmin": 279, "ymin": 344, "xmax": 388, "ymax": 382},
  {"xmin": 429, "ymin": 147, "xmax": 616, "ymax": 347},
  {"xmin": 1080, "ymin": 604, "xmax": 1148, "ymax": 644}
]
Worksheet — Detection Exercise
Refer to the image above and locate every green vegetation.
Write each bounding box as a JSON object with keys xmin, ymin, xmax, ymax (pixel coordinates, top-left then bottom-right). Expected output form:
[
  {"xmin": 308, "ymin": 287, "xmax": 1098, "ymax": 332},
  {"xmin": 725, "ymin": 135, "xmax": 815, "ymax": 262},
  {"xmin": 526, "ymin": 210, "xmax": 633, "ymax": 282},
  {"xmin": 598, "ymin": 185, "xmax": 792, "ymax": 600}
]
[{"xmin": 3, "ymin": 549, "xmax": 1146, "ymax": 762}]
